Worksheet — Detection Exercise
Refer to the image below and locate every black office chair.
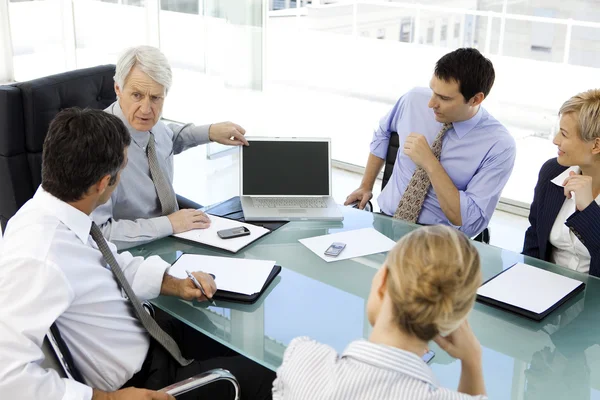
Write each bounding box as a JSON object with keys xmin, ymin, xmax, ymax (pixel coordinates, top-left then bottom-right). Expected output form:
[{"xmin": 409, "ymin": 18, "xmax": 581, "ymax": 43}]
[
  {"xmin": 365, "ymin": 132, "xmax": 490, "ymax": 244},
  {"xmin": 44, "ymin": 320, "xmax": 240, "ymax": 398},
  {"xmin": 0, "ymin": 66, "xmax": 201, "ymax": 233}
]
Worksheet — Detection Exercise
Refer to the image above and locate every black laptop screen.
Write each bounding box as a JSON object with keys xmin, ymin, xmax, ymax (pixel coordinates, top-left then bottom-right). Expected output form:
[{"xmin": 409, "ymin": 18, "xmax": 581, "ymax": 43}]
[{"xmin": 242, "ymin": 140, "xmax": 329, "ymax": 196}]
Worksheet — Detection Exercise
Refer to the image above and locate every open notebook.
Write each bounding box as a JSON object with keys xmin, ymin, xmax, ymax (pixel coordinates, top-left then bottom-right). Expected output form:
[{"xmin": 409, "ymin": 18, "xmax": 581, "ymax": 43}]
[
  {"xmin": 477, "ymin": 263, "xmax": 586, "ymax": 321},
  {"xmin": 172, "ymin": 215, "xmax": 270, "ymax": 253},
  {"xmin": 168, "ymin": 254, "xmax": 281, "ymax": 304}
]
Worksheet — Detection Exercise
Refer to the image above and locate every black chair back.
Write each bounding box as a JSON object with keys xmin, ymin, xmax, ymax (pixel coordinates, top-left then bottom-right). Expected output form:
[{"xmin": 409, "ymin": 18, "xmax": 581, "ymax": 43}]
[
  {"xmin": 49, "ymin": 323, "xmax": 85, "ymax": 383},
  {"xmin": 382, "ymin": 132, "xmax": 400, "ymax": 190},
  {"xmin": 0, "ymin": 65, "xmax": 116, "ymax": 232}
]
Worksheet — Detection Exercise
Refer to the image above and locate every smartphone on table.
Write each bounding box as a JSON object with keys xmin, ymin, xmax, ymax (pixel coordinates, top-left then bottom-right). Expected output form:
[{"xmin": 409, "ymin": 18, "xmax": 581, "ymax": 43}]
[
  {"xmin": 422, "ymin": 350, "xmax": 435, "ymax": 364},
  {"xmin": 217, "ymin": 226, "xmax": 251, "ymax": 239},
  {"xmin": 324, "ymin": 242, "xmax": 346, "ymax": 257}
]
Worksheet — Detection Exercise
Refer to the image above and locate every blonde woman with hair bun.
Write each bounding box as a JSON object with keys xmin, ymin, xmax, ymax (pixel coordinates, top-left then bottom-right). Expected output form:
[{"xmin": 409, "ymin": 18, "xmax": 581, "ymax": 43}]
[{"xmin": 272, "ymin": 225, "xmax": 487, "ymax": 400}]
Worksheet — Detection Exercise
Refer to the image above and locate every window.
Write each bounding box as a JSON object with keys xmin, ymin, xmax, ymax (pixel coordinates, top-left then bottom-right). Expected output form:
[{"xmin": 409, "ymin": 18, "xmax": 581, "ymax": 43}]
[
  {"xmin": 9, "ymin": 0, "xmax": 67, "ymax": 80},
  {"xmin": 5, "ymin": 1, "xmax": 600, "ymax": 209},
  {"xmin": 427, "ymin": 26, "xmax": 434, "ymax": 43},
  {"xmin": 73, "ymin": 0, "xmax": 147, "ymax": 71},
  {"xmin": 400, "ymin": 18, "xmax": 413, "ymax": 42}
]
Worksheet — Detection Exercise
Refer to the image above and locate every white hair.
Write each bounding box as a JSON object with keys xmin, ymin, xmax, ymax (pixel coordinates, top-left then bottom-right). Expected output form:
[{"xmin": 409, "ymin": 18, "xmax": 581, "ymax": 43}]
[{"xmin": 114, "ymin": 46, "xmax": 172, "ymax": 94}]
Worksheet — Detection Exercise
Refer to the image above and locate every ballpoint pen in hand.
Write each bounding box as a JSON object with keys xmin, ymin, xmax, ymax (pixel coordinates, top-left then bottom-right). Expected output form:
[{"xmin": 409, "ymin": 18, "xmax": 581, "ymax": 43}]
[{"xmin": 185, "ymin": 270, "xmax": 216, "ymax": 306}]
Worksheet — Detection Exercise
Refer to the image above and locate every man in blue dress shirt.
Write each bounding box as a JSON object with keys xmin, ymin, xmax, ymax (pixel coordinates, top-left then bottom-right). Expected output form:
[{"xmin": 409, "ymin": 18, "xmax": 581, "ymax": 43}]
[{"xmin": 345, "ymin": 48, "xmax": 516, "ymax": 238}]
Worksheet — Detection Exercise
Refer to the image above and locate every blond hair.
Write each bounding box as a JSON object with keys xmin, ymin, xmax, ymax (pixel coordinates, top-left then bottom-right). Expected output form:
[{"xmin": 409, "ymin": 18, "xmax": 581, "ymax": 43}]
[
  {"xmin": 559, "ymin": 89, "xmax": 600, "ymax": 142},
  {"xmin": 385, "ymin": 225, "xmax": 481, "ymax": 341}
]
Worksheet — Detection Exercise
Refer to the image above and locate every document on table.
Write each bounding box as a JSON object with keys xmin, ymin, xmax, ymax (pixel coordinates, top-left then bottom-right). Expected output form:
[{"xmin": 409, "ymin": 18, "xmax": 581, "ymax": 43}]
[
  {"xmin": 168, "ymin": 254, "xmax": 277, "ymax": 295},
  {"xmin": 173, "ymin": 214, "xmax": 269, "ymax": 253},
  {"xmin": 477, "ymin": 262, "xmax": 585, "ymax": 316},
  {"xmin": 299, "ymin": 227, "xmax": 396, "ymax": 262}
]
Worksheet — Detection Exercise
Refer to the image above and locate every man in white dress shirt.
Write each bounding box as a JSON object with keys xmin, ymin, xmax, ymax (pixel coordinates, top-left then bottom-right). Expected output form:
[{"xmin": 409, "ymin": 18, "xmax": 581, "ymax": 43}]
[
  {"xmin": 0, "ymin": 108, "xmax": 274, "ymax": 400},
  {"xmin": 92, "ymin": 45, "xmax": 249, "ymax": 250}
]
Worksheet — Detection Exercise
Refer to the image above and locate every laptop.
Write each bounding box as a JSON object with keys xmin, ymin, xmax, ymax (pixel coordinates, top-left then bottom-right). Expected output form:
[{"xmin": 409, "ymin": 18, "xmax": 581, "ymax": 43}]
[{"xmin": 240, "ymin": 137, "xmax": 343, "ymax": 221}]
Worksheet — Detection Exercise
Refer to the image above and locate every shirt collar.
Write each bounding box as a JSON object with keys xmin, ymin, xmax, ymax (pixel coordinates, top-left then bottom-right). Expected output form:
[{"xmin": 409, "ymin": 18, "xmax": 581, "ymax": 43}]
[
  {"xmin": 551, "ymin": 166, "xmax": 580, "ymax": 187},
  {"xmin": 35, "ymin": 187, "xmax": 92, "ymax": 245},
  {"xmin": 451, "ymin": 106, "xmax": 483, "ymax": 139},
  {"xmin": 341, "ymin": 340, "xmax": 439, "ymax": 388}
]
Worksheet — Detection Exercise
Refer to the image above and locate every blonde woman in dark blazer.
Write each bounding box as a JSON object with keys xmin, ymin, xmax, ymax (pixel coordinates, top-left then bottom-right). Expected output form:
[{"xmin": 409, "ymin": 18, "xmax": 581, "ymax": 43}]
[{"xmin": 523, "ymin": 89, "xmax": 600, "ymax": 277}]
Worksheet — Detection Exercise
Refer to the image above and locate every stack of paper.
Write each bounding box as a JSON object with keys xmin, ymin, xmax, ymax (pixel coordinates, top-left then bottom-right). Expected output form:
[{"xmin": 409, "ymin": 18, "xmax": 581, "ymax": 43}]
[
  {"xmin": 299, "ymin": 227, "xmax": 396, "ymax": 262},
  {"xmin": 173, "ymin": 214, "xmax": 269, "ymax": 253},
  {"xmin": 169, "ymin": 254, "xmax": 276, "ymax": 295}
]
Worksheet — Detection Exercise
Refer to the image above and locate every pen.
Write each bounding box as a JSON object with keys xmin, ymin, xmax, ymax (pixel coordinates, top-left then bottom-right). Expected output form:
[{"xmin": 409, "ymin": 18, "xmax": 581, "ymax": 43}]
[{"xmin": 185, "ymin": 270, "xmax": 216, "ymax": 306}]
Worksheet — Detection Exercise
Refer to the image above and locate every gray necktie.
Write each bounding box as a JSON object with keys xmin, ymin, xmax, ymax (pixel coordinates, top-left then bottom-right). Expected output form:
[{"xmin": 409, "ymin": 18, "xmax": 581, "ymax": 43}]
[
  {"xmin": 90, "ymin": 222, "xmax": 192, "ymax": 366},
  {"xmin": 394, "ymin": 123, "xmax": 452, "ymax": 223},
  {"xmin": 147, "ymin": 132, "xmax": 178, "ymax": 215}
]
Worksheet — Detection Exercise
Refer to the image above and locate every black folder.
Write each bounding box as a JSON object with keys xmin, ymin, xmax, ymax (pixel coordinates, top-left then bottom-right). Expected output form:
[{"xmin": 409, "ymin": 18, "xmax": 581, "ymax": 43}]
[
  {"xmin": 476, "ymin": 263, "xmax": 586, "ymax": 321},
  {"xmin": 213, "ymin": 265, "xmax": 282, "ymax": 304}
]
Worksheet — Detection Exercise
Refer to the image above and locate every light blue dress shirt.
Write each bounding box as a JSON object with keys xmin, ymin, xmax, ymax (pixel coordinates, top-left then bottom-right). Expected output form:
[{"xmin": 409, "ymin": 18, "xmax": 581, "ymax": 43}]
[
  {"xmin": 91, "ymin": 102, "xmax": 210, "ymax": 250},
  {"xmin": 371, "ymin": 87, "xmax": 516, "ymax": 237}
]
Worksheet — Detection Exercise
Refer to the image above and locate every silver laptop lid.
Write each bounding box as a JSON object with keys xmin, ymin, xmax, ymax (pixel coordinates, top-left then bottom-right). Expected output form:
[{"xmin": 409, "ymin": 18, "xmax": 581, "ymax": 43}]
[{"xmin": 240, "ymin": 137, "xmax": 332, "ymax": 197}]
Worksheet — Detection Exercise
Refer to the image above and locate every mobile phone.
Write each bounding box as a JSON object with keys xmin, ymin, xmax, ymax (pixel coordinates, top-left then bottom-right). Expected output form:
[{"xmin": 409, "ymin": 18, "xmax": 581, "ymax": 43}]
[
  {"xmin": 217, "ymin": 226, "xmax": 251, "ymax": 239},
  {"xmin": 324, "ymin": 242, "xmax": 346, "ymax": 257},
  {"xmin": 422, "ymin": 350, "xmax": 435, "ymax": 364}
]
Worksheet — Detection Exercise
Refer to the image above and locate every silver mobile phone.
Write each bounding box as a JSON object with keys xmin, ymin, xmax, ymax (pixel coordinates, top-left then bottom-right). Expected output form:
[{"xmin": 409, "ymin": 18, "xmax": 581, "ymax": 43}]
[
  {"xmin": 422, "ymin": 350, "xmax": 435, "ymax": 364},
  {"xmin": 324, "ymin": 242, "xmax": 346, "ymax": 257}
]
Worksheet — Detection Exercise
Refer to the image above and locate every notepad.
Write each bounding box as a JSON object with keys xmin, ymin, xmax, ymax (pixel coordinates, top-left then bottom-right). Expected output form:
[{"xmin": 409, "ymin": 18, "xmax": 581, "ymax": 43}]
[
  {"xmin": 477, "ymin": 263, "xmax": 586, "ymax": 321},
  {"xmin": 172, "ymin": 215, "xmax": 269, "ymax": 253},
  {"xmin": 298, "ymin": 227, "xmax": 396, "ymax": 262},
  {"xmin": 168, "ymin": 254, "xmax": 277, "ymax": 295}
]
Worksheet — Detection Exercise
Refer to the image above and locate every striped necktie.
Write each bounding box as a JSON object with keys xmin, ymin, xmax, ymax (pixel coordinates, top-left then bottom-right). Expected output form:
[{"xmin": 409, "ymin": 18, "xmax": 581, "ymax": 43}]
[
  {"xmin": 90, "ymin": 222, "xmax": 192, "ymax": 366},
  {"xmin": 147, "ymin": 132, "xmax": 178, "ymax": 215},
  {"xmin": 393, "ymin": 123, "xmax": 452, "ymax": 223}
]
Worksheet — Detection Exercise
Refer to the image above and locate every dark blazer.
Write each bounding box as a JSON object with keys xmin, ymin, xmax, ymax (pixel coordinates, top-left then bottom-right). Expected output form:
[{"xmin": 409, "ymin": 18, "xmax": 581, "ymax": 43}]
[{"xmin": 523, "ymin": 158, "xmax": 600, "ymax": 277}]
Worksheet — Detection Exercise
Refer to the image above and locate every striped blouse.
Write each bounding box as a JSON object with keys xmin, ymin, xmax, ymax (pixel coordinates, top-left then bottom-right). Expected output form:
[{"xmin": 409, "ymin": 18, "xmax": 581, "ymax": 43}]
[{"xmin": 272, "ymin": 337, "xmax": 487, "ymax": 400}]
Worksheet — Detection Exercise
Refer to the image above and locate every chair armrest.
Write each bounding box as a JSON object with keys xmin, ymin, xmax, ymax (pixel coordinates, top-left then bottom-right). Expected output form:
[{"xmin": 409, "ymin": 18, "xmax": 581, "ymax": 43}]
[
  {"xmin": 159, "ymin": 368, "xmax": 240, "ymax": 399},
  {"xmin": 176, "ymin": 194, "xmax": 203, "ymax": 210}
]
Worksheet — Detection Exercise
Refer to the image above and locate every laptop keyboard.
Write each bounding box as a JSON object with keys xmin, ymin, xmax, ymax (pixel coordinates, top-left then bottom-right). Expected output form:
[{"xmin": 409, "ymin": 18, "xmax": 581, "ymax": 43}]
[{"xmin": 252, "ymin": 198, "xmax": 328, "ymax": 209}]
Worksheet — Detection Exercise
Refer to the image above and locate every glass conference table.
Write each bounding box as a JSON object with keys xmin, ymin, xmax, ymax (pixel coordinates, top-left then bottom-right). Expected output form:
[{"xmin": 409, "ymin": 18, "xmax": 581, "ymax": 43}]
[{"xmin": 130, "ymin": 207, "xmax": 600, "ymax": 400}]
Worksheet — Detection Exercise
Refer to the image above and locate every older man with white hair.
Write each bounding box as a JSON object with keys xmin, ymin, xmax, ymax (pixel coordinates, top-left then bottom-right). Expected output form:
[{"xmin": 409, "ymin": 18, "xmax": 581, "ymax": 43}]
[{"xmin": 92, "ymin": 45, "xmax": 247, "ymax": 249}]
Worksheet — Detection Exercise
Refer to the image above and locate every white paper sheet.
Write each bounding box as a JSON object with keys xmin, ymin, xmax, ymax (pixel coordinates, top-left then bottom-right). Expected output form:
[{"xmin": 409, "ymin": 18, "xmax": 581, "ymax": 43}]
[
  {"xmin": 298, "ymin": 227, "xmax": 396, "ymax": 262},
  {"xmin": 477, "ymin": 263, "xmax": 584, "ymax": 314},
  {"xmin": 173, "ymin": 215, "xmax": 269, "ymax": 253},
  {"xmin": 168, "ymin": 254, "xmax": 276, "ymax": 295}
]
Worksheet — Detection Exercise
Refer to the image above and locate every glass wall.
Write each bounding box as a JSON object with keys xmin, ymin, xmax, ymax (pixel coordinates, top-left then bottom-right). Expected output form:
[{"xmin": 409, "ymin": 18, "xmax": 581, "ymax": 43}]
[
  {"xmin": 265, "ymin": 0, "xmax": 600, "ymax": 205},
  {"xmin": 73, "ymin": 0, "xmax": 147, "ymax": 70},
  {"xmin": 4, "ymin": 0, "xmax": 600, "ymax": 206},
  {"xmin": 9, "ymin": 0, "xmax": 68, "ymax": 80}
]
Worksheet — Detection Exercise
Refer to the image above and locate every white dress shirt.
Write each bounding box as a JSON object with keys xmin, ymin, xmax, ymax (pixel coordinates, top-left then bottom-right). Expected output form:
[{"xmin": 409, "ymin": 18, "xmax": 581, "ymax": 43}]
[
  {"xmin": 549, "ymin": 166, "xmax": 598, "ymax": 274},
  {"xmin": 91, "ymin": 101, "xmax": 211, "ymax": 250},
  {"xmin": 272, "ymin": 337, "xmax": 486, "ymax": 400},
  {"xmin": 0, "ymin": 188, "xmax": 170, "ymax": 400}
]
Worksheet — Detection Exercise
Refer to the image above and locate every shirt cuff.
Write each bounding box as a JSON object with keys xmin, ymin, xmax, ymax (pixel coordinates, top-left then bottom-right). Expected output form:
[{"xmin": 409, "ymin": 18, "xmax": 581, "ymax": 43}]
[
  {"xmin": 369, "ymin": 138, "xmax": 389, "ymax": 160},
  {"xmin": 62, "ymin": 378, "xmax": 93, "ymax": 400},
  {"xmin": 456, "ymin": 191, "xmax": 471, "ymax": 231},
  {"xmin": 192, "ymin": 124, "xmax": 211, "ymax": 146},
  {"xmin": 137, "ymin": 255, "xmax": 171, "ymax": 300},
  {"xmin": 154, "ymin": 216, "xmax": 174, "ymax": 237}
]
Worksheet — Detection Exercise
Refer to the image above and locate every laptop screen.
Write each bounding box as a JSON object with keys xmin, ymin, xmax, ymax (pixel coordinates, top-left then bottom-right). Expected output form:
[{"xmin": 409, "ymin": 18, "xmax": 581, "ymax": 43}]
[{"xmin": 242, "ymin": 140, "xmax": 330, "ymax": 196}]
